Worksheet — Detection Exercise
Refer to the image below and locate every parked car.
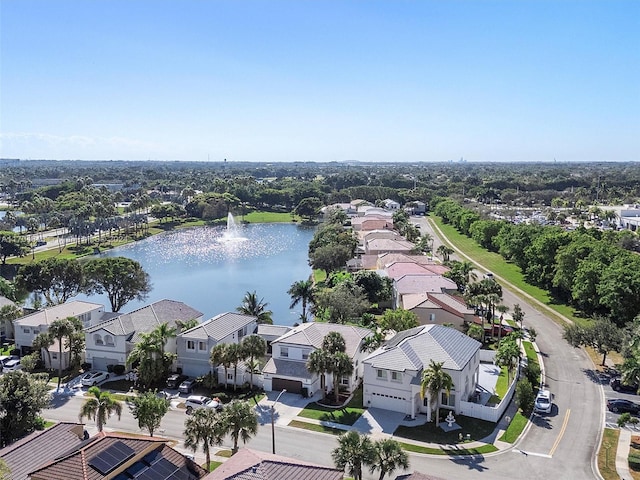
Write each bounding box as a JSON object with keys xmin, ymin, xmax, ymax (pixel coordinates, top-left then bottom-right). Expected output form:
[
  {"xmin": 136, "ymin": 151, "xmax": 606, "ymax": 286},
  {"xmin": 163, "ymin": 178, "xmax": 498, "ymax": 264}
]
[
  {"xmin": 484, "ymin": 324, "xmax": 514, "ymax": 337},
  {"xmin": 534, "ymin": 389, "xmax": 553, "ymax": 414},
  {"xmin": 81, "ymin": 371, "xmax": 110, "ymax": 386},
  {"xmin": 2, "ymin": 359, "xmax": 22, "ymax": 372},
  {"xmin": 610, "ymin": 378, "xmax": 639, "ymax": 395},
  {"xmin": 178, "ymin": 378, "xmax": 197, "ymax": 394},
  {"xmin": 184, "ymin": 395, "xmax": 222, "ymax": 415},
  {"xmin": 166, "ymin": 373, "xmax": 187, "ymax": 389},
  {"xmin": 0, "ymin": 355, "xmax": 20, "ymax": 371},
  {"xmin": 607, "ymin": 399, "xmax": 640, "ymax": 414}
]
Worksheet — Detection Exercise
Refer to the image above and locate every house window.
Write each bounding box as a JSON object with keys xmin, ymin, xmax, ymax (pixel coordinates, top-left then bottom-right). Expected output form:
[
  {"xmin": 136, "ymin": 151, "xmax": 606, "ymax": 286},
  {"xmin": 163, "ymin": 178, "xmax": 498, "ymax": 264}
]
[
  {"xmin": 51, "ymin": 353, "xmax": 58, "ymax": 360},
  {"xmin": 341, "ymin": 376, "xmax": 349, "ymax": 386},
  {"xmin": 227, "ymin": 373, "xmax": 233, "ymax": 380},
  {"xmin": 429, "ymin": 313, "xmax": 436, "ymax": 322},
  {"xmin": 94, "ymin": 334, "xmax": 103, "ymax": 345},
  {"xmin": 376, "ymin": 369, "xmax": 387, "ymax": 380},
  {"xmin": 441, "ymin": 392, "xmax": 456, "ymax": 406},
  {"xmin": 23, "ymin": 328, "xmax": 30, "ymax": 334},
  {"xmin": 391, "ymin": 371, "xmax": 402, "ymax": 382},
  {"xmin": 33, "ymin": 329, "xmax": 39, "ymax": 335},
  {"xmin": 302, "ymin": 351, "xmax": 309, "ymax": 360},
  {"xmin": 281, "ymin": 347, "xmax": 289, "ymax": 358},
  {"xmin": 198, "ymin": 341, "xmax": 207, "ymax": 351},
  {"xmin": 104, "ymin": 335, "xmax": 114, "ymax": 346},
  {"xmin": 186, "ymin": 340, "xmax": 195, "ymax": 351}
]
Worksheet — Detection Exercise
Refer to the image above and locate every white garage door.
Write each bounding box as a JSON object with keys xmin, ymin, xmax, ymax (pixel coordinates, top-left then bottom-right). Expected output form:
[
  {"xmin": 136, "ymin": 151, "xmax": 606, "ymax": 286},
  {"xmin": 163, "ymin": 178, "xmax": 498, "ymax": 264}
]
[
  {"xmin": 369, "ymin": 392, "xmax": 408, "ymax": 413},
  {"xmin": 92, "ymin": 357, "xmax": 119, "ymax": 371}
]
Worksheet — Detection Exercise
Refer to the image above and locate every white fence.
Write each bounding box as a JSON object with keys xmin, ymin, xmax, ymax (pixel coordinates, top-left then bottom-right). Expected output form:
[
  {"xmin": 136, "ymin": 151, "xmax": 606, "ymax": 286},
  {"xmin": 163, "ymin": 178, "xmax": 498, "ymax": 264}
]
[
  {"xmin": 479, "ymin": 349, "xmax": 496, "ymax": 363},
  {"xmin": 459, "ymin": 368, "xmax": 518, "ymax": 422}
]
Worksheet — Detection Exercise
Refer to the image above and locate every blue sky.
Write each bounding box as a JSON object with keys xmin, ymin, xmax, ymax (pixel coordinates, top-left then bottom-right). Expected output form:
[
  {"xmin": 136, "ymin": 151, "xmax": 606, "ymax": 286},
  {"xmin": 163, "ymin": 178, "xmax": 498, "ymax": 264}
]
[{"xmin": 1, "ymin": 0, "xmax": 638, "ymax": 162}]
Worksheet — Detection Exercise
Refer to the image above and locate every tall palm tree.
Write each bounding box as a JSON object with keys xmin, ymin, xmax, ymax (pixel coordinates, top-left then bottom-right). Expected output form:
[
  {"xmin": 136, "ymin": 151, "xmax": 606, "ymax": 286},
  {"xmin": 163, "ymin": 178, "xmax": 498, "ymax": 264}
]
[
  {"xmin": 420, "ymin": 360, "xmax": 454, "ymax": 427},
  {"xmin": 322, "ymin": 331, "xmax": 346, "ymax": 354},
  {"xmin": 150, "ymin": 321, "xmax": 177, "ymax": 357},
  {"xmin": 226, "ymin": 343, "xmax": 245, "ymax": 391},
  {"xmin": 78, "ymin": 386, "xmax": 123, "ymax": 432},
  {"xmin": 184, "ymin": 408, "xmax": 223, "ymax": 468},
  {"xmin": 210, "ymin": 343, "xmax": 231, "ymax": 389},
  {"xmin": 436, "ymin": 244, "xmax": 454, "ymax": 263},
  {"xmin": 330, "ymin": 352, "xmax": 354, "ymax": 404},
  {"xmin": 219, "ymin": 400, "xmax": 259, "ymax": 455},
  {"xmin": 621, "ymin": 350, "xmax": 640, "ymax": 393},
  {"xmin": 48, "ymin": 317, "xmax": 75, "ymax": 392},
  {"xmin": 242, "ymin": 335, "xmax": 266, "ymax": 391},
  {"xmin": 371, "ymin": 438, "xmax": 410, "ymax": 480},
  {"xmin": 33, "ymin": 331, "xmax": 54, "ymax": 370},
  {"xmin": 495, "ymin": 337, "xmax": 520, "ymax": 384},
  {"xmin": 287, "ymin": 279, "xmax": 314, "ymax": 322},
  {"xmin": 236, "ymin": 291, "xmax": 273, "ymax": 325},
  {"xmin": 307, "ymin": 349, "xmax": 331, "ymax": 401},
  {"xmin": 459, "ymin": 260, "xmax": 478, "ymax": 286},
  {"xmin": 331, "ymin": 431, "xmax": 376, "ymax": 480}
]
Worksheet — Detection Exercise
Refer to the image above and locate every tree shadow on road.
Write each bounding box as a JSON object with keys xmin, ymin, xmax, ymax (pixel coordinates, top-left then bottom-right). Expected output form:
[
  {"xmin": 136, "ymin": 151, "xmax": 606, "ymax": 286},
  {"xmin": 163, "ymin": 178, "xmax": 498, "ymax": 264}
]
[{"xmin": 448, "ymin": 453, "xmax": 489, "ymax": 472}]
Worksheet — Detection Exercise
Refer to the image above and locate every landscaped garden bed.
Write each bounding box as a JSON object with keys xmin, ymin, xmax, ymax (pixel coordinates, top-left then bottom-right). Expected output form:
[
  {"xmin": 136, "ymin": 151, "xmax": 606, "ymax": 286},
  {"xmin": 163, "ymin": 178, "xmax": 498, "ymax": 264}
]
[
  {"xmin": 297, "ymin": 386, "xmax": 364, "ymax": 426},
  {"xmin": 394, "ymin": 414, "xmax": 495, "ymax": 445}
]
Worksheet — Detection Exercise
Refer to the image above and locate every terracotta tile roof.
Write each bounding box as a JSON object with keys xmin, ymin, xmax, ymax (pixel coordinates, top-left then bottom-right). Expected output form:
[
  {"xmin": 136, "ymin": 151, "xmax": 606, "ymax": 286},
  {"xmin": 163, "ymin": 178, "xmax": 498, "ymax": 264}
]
[
  {"xmin": 394, "ymin": 274, "xmax": 457, "ymax": 294},
  {"xmin": 203, "ymin": 448, "xmax": 343, "ymax": 480},
  {"xmin": 28, "ymin": 432, "xmax": 207, "ymax": 480},
  {"xmin": 0, "ymin": 422, "xmax": 88, "ymax": 480}
]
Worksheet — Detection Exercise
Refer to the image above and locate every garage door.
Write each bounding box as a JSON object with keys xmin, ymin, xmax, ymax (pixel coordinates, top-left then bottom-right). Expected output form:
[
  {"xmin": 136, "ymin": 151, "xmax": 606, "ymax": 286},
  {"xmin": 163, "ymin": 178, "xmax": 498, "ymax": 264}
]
[
  {"xmin": 272, "ymin": 378, "xmax": 302, "ymax": 394},
  {"xmin": 369, "ymin": 392, "xmax": 407, "ymax": 413},
  {"xmin": 92, "ymin": 357, "xmax": 119, "ymax": 371}
]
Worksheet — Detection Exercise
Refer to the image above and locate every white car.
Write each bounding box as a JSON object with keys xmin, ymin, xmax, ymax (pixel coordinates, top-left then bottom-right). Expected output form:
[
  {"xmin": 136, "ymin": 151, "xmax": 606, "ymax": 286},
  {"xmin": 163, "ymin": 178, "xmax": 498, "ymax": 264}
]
[
  {"xmin": 81, "ymin": 371, "xmax": 110, "ymax": 387},
  {"xmin": 534, "ymin": 389, "xmax": 553, "ymax": 414},
  {"xmin": 2, "ymin": 359, "xmax": 22, "ymax": 372},
  {"xmin": 184, "ymin": 395, "xmax": 222, "ymax": 414}
]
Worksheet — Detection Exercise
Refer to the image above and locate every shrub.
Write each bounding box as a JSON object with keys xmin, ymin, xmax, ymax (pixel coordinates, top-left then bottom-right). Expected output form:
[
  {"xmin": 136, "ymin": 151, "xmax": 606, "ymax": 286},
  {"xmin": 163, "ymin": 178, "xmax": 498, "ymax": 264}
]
[
  {"xmin": 197, "ymin": 372, "xmax": 217, "ymax": 390},
  {"xmin": 106, "ymin": 364, "xmax": 115, "ymax": 373},
  {"xmin": 33, "ymin": 416, "xmax": 46, "ymax": 431},
  {"xmin": 81, "ymin": 362, "xmax": 91, "ymax": 371},
  {"xmin": 629, "ymin": 453, "xmax": 640, "ymax": 471},
  {"xmin": 618, "ymin": 412, "xmax": 632, "ymax": 427},
  {"xmin": 524, "ymin": 362, "xmax": 541, "ymax": 387},
  {"xmin": 516, "ymin": 378, "xmax": 534, "ymax": 414},
  {"xmin": 112, "ymin": 364, "xmax": 125, "ymax": 375}
]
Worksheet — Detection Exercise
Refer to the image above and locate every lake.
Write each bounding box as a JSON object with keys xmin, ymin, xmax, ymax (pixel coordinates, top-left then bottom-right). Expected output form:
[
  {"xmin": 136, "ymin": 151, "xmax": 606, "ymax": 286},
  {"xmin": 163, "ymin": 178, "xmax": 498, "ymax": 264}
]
[{"xmin": 73, "ymin": 223, "xmax": 315, "ymax": 326}]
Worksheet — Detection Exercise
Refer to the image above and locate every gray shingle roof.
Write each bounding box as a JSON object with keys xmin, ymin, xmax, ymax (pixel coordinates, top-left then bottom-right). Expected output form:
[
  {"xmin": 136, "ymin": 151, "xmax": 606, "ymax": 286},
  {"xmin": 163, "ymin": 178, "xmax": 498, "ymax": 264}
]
[
  {"xmin": 85, "ymin": 299, "xmax": 202, "ymax": 342},
  {"xmin": 180, "ymin": 312, "xmax": 257, "ymax": 341},
  {"xmin": 262, "ymin": 358, "xmax": 312, "ymax": 379},
  {"xmin": 272, "ymin": 322, "xmax": 372, "ymax": 358},
  {"xmin": 364, "ymin": 324, "xmax": 480, "ymax": 372}
]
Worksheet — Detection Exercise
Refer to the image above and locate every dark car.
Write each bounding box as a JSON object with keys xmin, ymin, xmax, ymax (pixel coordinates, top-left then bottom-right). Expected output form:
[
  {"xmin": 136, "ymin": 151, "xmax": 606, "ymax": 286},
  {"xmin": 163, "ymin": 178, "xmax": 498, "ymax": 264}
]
[
  {"xmin": 166, "ymin": 373, "xmax": 187, "ymax": 389},
  {"xmin": 611, "ymin": 378, "xmax": 639, "ymax": 394},
  {"xmin": 607, "ymin": 399, "xmax": 640, "ymax": 414},
  {"xmin": 484, "ymin": 324, "xmax": 514, "ymax": 337},
  {"xmin": 179, "ymin": 378, "xmax": 197, "ymax": 394}
]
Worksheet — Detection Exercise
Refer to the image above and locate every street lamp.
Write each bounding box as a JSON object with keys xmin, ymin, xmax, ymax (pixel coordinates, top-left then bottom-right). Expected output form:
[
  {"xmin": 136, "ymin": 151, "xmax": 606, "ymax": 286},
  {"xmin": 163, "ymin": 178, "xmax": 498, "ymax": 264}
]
[{"xmin": 271, "ymin": 389, "xmax": 287, "ymax": 454}]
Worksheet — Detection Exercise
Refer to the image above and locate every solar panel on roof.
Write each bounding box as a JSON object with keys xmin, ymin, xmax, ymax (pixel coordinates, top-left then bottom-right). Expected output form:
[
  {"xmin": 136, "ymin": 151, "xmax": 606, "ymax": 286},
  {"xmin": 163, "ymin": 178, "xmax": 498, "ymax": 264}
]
[
  {"xmin": 88, "ymin": 441, "xmax": 136, "ymax": 475},
  {"xmin": 167, "ymin": 466, "xmax": 194, "ymax": 480}
]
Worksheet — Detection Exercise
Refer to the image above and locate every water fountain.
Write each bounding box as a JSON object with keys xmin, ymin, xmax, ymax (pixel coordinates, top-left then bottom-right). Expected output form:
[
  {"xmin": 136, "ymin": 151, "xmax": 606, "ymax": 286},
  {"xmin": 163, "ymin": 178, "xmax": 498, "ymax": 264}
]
[{"xmin": 220, "ymin": 213, "xmax": 248, "ymax": 242}]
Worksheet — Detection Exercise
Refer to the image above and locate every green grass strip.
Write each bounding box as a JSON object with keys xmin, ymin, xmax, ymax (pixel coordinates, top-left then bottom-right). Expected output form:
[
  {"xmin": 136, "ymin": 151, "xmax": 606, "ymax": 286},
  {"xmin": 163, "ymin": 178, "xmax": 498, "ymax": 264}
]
[
  {"xmin": 288, "ymin": 419, "xmax": 345, "ymax": 435},
  {"xmin": 498, "ymin": 412, "xmax": 528, "ymax": 443},
  {"xmin": 398, "ymin": 441, "xmax": 498, "ymax": 456}
]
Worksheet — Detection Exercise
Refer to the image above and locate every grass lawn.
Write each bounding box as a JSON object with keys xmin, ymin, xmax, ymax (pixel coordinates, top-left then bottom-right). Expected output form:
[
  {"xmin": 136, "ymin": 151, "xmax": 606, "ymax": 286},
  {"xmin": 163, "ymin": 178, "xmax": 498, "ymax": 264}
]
[
  {"xmin": 297, "ymin": 387, "xmax": 365, "ymax": 426},
  {"xmin": 394, "ymin": 415, "xmax": 495, "ymax": 444},
  {"xmin": 243, "ymin": 211, "xmax": 300, "ymax": 223},
  {"xmin": 101, "ymin": 379, "xmax": 136, "ymax": 392},
  {"xmin": 430, "ymin": 216, "xmax": 585, "ymax": 327},
  {"xmin": 598, "ymin": 428, "xmax": 620, "ymax": 480},
  {"xmin": 215, "ymin": 450, "xmax": 233, "ymax": 458},
  {"xmin": 205, "ymin": 461, "xmax": 223, "ymax": 472},
  {"xmin": 399, "ymin": 441, "xmax": 498, "ymax": 456},
  {"xmin": 498, "ymin": 412, "xmax": 528, "ymax": 443},
  {"xmin": 493, "ymin": 366, "xmax": 510, "ymax": 400},
  {"xmin": 44, "ymin": 420, "xmax": 56, "ymax": 428},
  {"xmin": 313, "ymin": 269, "xmax": 327, "ymax": 284},
  {"xmin": 0, "ymin": 344, "xmax": 15, "ymax": 355},
  {"xmin": 288, "ymin": 420, "xmax": 345, "ymax": 436}
]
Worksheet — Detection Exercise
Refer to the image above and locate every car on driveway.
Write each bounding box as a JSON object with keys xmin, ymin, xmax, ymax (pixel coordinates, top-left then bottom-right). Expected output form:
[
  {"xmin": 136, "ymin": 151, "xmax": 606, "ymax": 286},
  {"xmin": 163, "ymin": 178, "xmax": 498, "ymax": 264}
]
[
  {"xmin": 607, "ymin": 399, "xmax": 640, "ymax": 414},
  {"xmin": 81, "ymin": 371, "xmax": 110, "ymax": 386},
  {"xmin": 166, "ymin": 373, "xmax": 187, "ymax": 389},
  {"xmin": 178, "ymin": 378, "xmax": 197, "ymax": 394},
  {"xmin": 534, "ymin": 389, "xmax": 553, "ymax": 414},
  {"xmin": 184, "ymin": 395, "xmax": 222, "ymax": 414},
  {"xmin": 2, "ymin": 359, "xmax": 22, "ymax": 372},
  {"xmin": 611, "ymin": 378, "xmax": 639, "ymax": 394}
]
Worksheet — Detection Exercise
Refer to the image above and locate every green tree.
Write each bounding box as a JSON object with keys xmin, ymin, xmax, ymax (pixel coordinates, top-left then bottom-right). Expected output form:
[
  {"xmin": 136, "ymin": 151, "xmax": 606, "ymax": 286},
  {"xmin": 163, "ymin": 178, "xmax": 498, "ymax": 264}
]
[
  {"xmin": 0, "ymin": 371, "xmax": 50, "ymax": 447},
  {"xmin": 309, "ymin": 243, "xmax": 353, "ymax": 275},
  {"xmin": 210, "ymin": 343, "xmax": 231, "ymax": 389},
  {"xmin": 314, "ymin": 283, "xmax": 370, "ymax": 324},
  {"xmin": 322, "ymin": 331, "xmax": 347, "ymax": 354},
  {"xmin": 620, "ymin": 350, "xmax": 640, "ymax": 394},
  {"xmin": 494, "ymin": 337, "xmax": 520, "ymax": 384},
  {"xmin": 371, "ymin": 438, "xmax": 410, "ymax": 480},
  {"xmin": 218, "ymin": 399, "xmax": 259, "ymax": 455},
  {"xmin": 15, "ymin": 258, "xmax": 84, "ymax": 306},
  {"xmin": 32, "ymin": 331, "xmax": 54, "ymax": 371},
  {"xmin": 466, "ymin": 323, "xmax": 485, "ymax": 342},
  {"xmin": 83, "ymin": 257, "xmax": 151, "ymax": 312},
  {"xmin": 330, "ymin": 352, "xmax": 353, "ymax": 404},
  {"xmin": 563, "ymin": 316, "xmax": 623, "ymax": 366},
  {"xmin": 307, "ymin": 348, "xmax": 331, "ymax": 401},
  {"xmin": 184, "ymin": 408, "xmax": 223, "ymax": 468},
  {"xmin": 288, "ymin": 279, "xmax": 315, "ymax": 322},
  {"xmin": 226, "ymin": 343, "xmax": 245, "ymax": 392},
  {"xmin": 0, "ymin": 231, "xmax": 29, "ymax": 265},
  {"xmin": 236, "ymin": 291, "xmax": 273, "ymax": 324},
  {"xmin": 379, "ymin": 309, "xmax": 419, "ymax": 333},
  {"xmin": 127, "ymin": 324, "xmax": 177, "ymax": 390},
  {"xmin": 48, "ymin": 317, "xmax": 76, "ymax": 392},
  {"xmin": 516, "ymin": 378, "xmax": 535, "ymax": 414},
  {"xmin": 129, "ymin": 390, "xmax": 170, "ymax": 436},
  {"xmin": 294, "ymin": 197, "xmax": 323, "ymax": 222},
  {"xmin": 0, "ymin": 303, "xmax": 21, "ymax": 341},
  {"xmin": 512, "ymin": 303, "xmax": 525, "ymax": 328},
  {"xmin": 436, "ymin": 244, "xmax": 454, "ymax": 263},
  {"xmin": 353, "ymin": 270, "xmax": 393, "ymax": 304},
  {"xmin": 241, "ymin": 334, "xmax": 266, "ymax": 391},
  {"xmin": 78, "ymin": 386, "xmax": 123, "ymax": 432},
  {"xmin": 0, "ymin": 458, "xmax": 10, "ymax": 480},
  {"xmin": 18, "ymin": 353, "xmax": 39, "ymax": 372},
  {"xmin": 420, "ymin": 360, "xmax": 454, "ymax": 427},
  {"xmin": 331, "ymin": 431, "xmax": 376, "ymax": 480}
]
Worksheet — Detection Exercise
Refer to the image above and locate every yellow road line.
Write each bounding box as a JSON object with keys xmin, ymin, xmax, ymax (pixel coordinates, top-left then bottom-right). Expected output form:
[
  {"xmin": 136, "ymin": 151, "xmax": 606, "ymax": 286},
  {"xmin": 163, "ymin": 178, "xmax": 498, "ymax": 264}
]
[{"xmin": 549, "ymin": 409, "xmax": 571, "ymax": 457}]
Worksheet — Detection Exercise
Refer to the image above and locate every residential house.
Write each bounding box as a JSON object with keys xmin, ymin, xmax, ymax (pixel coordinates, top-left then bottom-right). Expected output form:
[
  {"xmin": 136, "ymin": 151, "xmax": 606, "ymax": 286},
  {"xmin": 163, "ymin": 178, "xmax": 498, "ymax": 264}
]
[
  {"xmin": 27, "ymin": 431, "xmax": 207, "ymax": 480},
  {"xmin": 375, "ymin": 253, "xmax": 438, "ymax": 269},
  {"xmin": 405, "ymin": 201, "xmax": 427, "ymax": 215},
  {"xmin": 84, "ymin": 299, "xmax": 203, "ymax": 372},
  {"xmin": 257, "ymin": 324, "xmax": 292, "ymax": 354},
  {"xmin": 14, "ymin": 301, "xmax": 106, "ymax": 359},
  {"xmin": 383, "ymin": 198, "xmax": 401, "ymax": 210},
  {"xmin": 0, "ymin": 422, "xmax": 89, "ymax": 480},
  {"xmin": 402, "ymin": 292, "xmax": 478, "ymax": 330},
  {"xmin": 356, "ymin": 205, "xmax": 393, "ymax": 218},
  {"xmin": 320, "ymin": 203, "xmax": 358, "ymax": 218},
  {"xmin": 263, "ymin": 322, "xmax": 372, "ymax": 396},
  {"xmin": 362, "ymin": 325, "xmax": 481, "ymax": 420},
  {"xmin": 351, "ymin": 215, "xmax": 393, "ymax": 232},
  {"xmin": 393, "ymin": 274, "xmax": 458, "ymax": 309},
  {"xmin": 176, "ymin": 312, "xmax": 258, "ymax": 378},
  {"xmin": 365, "ymin": 238, "xmax": 415, "ymax": 256},
  {"xmin": 204, "ymin": 448, "xmax": 343, "ymax": 480}
]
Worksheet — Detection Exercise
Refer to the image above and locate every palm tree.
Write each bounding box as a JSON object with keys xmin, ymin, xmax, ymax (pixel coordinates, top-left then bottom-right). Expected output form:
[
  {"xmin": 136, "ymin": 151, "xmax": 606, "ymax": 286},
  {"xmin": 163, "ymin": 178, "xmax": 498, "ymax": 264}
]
[
  {"xmin": 210, "ymin": 343, "xmax": 231, "ymax": 389},
  {"xmin": 150, "ymin": 321, "xmax": 177, "ymax": 357},
  {"xmin": 420, "ymin": 360, "xmax": 454, "ymax": 427},
  {"xmin": 242, "ymin": 335, "xmax": 266, "ymax": 391},
  {"xmin": 371, "ymin": 438, "xmax": 410, "ymax": 480},
  {"xmin": 176, "ymin": 318, "xmax": 200, "ymax": 332},
  {"xmin": 495, "ymin": 337, "xmax": 520, "ymax": 384},
  {"xmin": 48, "ymin": 317, "xmax": 75, "ymax": 392},
  {"xmin": 287, "ymin": 279, "xmax": 314, "ymax": 322},
  {"xmin": 226, "ymin": 343, "xmax": 245, "ymax": 392},
  {"xmin": 330, "ymin": 352, "xmax": 354, "ymax": 404},
  {"xmin": 307, "ymin": 349, "xmax": 331, "ymax": 401},
  {"xmin": 436, "ymin": 244, "xmax": 454, "ymax": 263},
  {"xmin": 237, "ymin": 291, "xmax": 273, "ymax": 324},
  {"xmin": 459, "ymin": 260, "xmax": 478, "ymax": 286},
  {"xmin": 331, "ymin": 431, "xmax": 376, "ymax": 480},
  {"xmin": 621, "ymin": 350, "xmax": 640, "ymax": 393},
  {"xmin": 496, "ymin": 304, "xmax": 510, "ymax": 345},
  {"xmin": 184, "ymin": 408, "xmax": 223, "ymax": 468},
  {"xmin": 78, "ymin": 386, "xmax": 123, "ymax": 432},
  {"xmin": 219, "ymin": 400, "xmax": 259, "ymax": 455},
  {"xmin": 322, "ymin": 331, "xmax": 346, "ymax": 354},
  {"xmin": 33, "ymin": 331, "xmax": 54, "ymax": 371}
]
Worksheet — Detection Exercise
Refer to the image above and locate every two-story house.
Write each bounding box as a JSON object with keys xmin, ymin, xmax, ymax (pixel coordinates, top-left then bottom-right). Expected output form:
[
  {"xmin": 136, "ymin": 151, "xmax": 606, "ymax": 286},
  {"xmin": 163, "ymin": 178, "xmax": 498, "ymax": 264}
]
[
  {"xmin": 262, "ymin": 322, "xmax": 372, "ymax": 397},
  {"xmin": 362, "ymin": 324, "xmax": 481, "ymax": 420},
  {"xmin": 176, "ymin": 312, "xmax": 258, "ymax": 378},
  {"xmin": 84, "ymin": 299, "xmax": 203, "ymax": 371}
]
